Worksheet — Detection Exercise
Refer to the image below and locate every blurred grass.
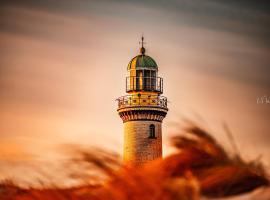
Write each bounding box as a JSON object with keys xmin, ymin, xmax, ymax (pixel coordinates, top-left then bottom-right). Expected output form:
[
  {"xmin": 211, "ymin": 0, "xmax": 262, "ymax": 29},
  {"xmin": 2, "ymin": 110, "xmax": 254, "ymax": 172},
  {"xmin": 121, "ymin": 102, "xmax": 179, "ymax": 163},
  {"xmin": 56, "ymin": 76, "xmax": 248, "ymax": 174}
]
[{"xmin": 0, "ymin": 125, "xmax": 268, "ymax": 200}]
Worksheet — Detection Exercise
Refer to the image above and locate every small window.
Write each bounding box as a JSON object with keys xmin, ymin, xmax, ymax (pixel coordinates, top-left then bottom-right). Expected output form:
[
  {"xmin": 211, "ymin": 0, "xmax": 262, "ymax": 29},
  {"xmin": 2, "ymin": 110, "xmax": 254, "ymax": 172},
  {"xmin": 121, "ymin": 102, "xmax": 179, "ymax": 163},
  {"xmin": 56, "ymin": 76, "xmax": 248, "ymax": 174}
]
[{"xmin": 149, "ymin": 124, "xmax": 156, "ymax": 138}]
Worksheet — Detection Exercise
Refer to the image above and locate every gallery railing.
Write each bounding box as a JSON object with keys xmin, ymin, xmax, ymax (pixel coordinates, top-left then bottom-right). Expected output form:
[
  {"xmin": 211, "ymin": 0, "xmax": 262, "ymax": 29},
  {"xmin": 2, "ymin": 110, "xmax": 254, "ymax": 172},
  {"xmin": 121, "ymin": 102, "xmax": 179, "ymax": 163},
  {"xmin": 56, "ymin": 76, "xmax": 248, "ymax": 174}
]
[
  {"xmin": 117, "ymin": 95, "xmax": 168, "ymax": 109},
  {"xmin": 126, "ymin": 76, "xmax": 163, "ymax": 93}
]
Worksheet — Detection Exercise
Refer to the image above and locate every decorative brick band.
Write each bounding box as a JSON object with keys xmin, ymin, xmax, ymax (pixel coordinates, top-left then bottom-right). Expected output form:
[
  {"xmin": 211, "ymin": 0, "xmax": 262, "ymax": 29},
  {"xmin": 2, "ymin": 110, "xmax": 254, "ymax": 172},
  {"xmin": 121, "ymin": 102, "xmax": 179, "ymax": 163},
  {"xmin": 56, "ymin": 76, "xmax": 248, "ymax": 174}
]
[{"xmin": 118, "ymin": 107, "xmax": 168, "ymax": 123}]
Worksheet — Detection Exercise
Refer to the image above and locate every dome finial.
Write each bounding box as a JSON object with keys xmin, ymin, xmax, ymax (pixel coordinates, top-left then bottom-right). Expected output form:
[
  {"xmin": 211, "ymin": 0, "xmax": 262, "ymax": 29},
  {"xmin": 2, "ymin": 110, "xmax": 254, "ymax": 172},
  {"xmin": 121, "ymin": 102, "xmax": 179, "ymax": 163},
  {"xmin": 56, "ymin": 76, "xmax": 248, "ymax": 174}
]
[{"xmin": 139, "ymin": 34, "xmax": 146, "ymax": 55}]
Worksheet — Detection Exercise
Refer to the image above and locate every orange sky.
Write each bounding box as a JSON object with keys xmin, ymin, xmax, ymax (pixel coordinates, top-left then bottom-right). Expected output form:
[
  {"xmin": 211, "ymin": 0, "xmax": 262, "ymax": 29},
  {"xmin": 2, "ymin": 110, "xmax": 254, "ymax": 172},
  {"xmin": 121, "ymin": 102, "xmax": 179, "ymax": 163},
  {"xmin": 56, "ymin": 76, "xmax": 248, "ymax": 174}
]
[{"xmin": 0, "ymin": 0, "xmax": 269, "ymax": 186}]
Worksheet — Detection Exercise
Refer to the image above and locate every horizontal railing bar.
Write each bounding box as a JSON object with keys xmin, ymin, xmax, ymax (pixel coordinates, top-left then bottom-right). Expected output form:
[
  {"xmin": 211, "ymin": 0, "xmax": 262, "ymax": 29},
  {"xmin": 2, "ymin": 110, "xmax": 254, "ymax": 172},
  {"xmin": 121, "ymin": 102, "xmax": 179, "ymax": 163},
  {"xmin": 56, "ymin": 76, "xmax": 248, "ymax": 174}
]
[{"xmin": 117, "ymin": 95, "xmax": 167, "ymax": 99}]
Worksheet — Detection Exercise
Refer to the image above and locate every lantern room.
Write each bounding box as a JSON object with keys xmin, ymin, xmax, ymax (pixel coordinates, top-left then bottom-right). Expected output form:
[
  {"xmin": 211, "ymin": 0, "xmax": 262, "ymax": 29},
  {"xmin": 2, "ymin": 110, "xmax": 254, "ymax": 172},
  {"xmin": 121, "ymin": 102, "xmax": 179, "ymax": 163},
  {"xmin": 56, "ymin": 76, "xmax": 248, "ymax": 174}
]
[{"xmin": 126, "ymin": 37, "xmax": 163, "ymax": 94}]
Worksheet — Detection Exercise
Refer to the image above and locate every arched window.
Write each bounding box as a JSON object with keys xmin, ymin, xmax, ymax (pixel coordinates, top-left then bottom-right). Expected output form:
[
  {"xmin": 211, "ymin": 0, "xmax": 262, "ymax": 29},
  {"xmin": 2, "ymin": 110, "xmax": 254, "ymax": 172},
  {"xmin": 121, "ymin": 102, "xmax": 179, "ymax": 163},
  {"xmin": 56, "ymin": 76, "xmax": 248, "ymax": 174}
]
[{"xmin": 149, "ymin": 124, "xmax": 156, "ymax": 138}]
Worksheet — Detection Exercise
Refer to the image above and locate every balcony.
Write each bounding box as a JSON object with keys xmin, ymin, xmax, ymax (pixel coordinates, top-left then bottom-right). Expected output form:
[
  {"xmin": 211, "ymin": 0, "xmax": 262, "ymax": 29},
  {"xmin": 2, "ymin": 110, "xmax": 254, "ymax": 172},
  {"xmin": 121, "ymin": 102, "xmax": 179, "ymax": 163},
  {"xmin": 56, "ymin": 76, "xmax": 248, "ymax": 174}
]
[
  {"xmin": 126, "ymin": 76, "xmax": 163, "ymax": 93},
  {"xmin": 117, "ymin": 95, "xmax": 168, "ymax": 110}
]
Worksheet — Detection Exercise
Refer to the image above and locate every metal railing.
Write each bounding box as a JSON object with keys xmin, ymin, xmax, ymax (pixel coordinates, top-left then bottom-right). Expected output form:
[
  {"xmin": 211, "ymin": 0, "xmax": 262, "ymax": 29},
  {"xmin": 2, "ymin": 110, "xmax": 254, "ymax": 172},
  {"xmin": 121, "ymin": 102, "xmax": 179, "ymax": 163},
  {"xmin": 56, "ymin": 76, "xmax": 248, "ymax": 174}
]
[
  {"xmin": 117, "ymin": 95, "xmax": 167, "ymax": 109},
  {"xmin": 126, "ymin": 76, "xmax": 163, "ymax": 93}
]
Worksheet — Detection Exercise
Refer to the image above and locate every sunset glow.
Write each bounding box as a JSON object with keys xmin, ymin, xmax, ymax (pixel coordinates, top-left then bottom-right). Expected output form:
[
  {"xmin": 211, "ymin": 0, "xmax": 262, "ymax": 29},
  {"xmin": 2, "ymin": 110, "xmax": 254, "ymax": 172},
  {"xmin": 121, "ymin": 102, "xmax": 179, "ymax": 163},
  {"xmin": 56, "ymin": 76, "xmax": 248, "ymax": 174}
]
[{"xmin": 0, "ymin": 0, "xmax": 269, "ymax": 188}]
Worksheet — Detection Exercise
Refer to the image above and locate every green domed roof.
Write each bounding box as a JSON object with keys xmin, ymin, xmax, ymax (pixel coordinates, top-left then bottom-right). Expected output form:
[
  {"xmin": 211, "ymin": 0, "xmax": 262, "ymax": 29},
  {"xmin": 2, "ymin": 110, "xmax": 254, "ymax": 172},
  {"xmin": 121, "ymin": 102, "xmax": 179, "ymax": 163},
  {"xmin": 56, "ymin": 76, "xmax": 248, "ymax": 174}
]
[{"xmin": 127, "ymin": 55, "xmax": 158, "ymax": 71}]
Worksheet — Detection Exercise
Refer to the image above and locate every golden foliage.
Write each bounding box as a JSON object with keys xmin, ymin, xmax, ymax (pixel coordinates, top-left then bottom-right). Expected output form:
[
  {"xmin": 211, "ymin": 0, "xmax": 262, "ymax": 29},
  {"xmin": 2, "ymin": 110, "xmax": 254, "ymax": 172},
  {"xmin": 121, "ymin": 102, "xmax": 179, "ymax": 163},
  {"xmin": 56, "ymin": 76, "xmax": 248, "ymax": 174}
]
[{"xmin": 0, "ymin": 125, "xmax": 268, "ymax": 200}]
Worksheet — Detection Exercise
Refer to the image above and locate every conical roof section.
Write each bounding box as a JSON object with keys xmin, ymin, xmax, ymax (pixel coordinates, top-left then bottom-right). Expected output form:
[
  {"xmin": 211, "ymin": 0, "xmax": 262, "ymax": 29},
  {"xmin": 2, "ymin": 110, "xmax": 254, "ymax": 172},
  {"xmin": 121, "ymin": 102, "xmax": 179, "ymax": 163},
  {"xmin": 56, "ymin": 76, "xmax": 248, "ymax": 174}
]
[
  {"xmin": 127, "ymin": 55, "xmax": 158, "ymax": 70},
  {"xmin": 127, "ymin": 37, "xmax": 158, "ymax": 70}
]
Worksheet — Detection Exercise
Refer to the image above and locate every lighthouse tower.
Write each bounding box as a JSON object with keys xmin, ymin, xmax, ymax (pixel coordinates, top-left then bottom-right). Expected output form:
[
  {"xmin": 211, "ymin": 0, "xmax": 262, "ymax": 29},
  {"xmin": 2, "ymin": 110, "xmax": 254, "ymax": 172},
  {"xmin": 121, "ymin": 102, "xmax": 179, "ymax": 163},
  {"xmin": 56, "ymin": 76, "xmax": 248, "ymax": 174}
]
[{"xmin": 117, "ymin": 37, "xmax": 168, "ymax": 165}]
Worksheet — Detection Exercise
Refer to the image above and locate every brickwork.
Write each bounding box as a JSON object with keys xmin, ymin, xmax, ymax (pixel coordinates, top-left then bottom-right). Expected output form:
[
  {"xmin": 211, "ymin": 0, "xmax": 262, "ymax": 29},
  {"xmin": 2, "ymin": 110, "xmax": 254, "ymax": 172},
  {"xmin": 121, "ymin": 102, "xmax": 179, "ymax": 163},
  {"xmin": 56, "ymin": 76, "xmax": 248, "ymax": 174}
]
[{"xmin": 123, "ymin": 120, "xmax": 162, "ymax": 165}]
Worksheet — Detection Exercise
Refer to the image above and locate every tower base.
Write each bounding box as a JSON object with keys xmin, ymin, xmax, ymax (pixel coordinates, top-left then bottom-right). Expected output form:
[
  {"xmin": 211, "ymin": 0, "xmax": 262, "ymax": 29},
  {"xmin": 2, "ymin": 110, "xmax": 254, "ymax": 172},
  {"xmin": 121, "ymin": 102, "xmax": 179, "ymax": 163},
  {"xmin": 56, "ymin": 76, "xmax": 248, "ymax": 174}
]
[{"xmin": 123, "ymin": 120, "xmax": 162, "ymax": 165}]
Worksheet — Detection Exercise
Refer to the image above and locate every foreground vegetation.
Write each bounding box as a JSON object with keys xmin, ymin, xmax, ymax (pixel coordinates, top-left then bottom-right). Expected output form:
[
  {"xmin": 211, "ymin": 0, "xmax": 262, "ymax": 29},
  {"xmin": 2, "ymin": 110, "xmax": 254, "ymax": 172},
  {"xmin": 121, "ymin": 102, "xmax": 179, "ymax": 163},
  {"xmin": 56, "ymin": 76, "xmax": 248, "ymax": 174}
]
[{"xmin": 0, "ymin": 125, "xmax": 268, "ymax": 200}]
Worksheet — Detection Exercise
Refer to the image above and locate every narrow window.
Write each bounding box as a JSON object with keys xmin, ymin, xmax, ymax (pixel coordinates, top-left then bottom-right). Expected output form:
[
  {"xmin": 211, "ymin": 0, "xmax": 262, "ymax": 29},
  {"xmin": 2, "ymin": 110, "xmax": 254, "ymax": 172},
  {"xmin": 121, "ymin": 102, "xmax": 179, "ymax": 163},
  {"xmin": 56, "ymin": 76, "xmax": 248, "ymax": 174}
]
[
  {"xmin": 149, "ymin": 124, "xmax": 156, "ymax": 138},
  {"xmin": 136, "ymin": 70, "xmax": 143, "ymax": 90},
  {"xmin": 144, "ymin": 70, "xmax": 151, "ymax": 90},
  {"xmin": 150, "ymin": 71, "xmax": 156, "ymax": 91}
]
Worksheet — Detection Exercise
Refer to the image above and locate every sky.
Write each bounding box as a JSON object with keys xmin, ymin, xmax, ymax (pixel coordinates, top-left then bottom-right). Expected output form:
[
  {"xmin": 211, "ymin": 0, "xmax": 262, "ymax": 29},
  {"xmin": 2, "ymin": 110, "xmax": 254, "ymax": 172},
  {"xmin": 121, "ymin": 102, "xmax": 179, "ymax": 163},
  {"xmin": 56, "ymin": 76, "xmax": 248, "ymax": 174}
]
[{"xmin": 0, "ymin": 0, "xmax": 270, "ymax": 186}]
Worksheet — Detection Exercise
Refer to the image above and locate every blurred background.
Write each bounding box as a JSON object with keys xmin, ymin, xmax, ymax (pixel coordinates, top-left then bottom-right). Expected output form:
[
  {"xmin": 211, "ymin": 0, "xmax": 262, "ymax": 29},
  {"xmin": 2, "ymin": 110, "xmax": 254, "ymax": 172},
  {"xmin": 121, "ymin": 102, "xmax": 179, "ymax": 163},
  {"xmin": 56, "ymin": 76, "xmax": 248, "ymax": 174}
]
[{"xmin": 0, "ymin": 0, "xmax": 269, "ymax": 186}]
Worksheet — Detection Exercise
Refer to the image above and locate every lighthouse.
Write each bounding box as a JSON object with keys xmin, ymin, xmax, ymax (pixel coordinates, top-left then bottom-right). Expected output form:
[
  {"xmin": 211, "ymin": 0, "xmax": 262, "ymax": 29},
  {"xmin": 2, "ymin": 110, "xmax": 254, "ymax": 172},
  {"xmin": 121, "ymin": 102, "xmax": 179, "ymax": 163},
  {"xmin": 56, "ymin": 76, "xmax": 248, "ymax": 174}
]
[{"xmin": 117, "ymin": 37, "xmax": 168, "ymax": 165}]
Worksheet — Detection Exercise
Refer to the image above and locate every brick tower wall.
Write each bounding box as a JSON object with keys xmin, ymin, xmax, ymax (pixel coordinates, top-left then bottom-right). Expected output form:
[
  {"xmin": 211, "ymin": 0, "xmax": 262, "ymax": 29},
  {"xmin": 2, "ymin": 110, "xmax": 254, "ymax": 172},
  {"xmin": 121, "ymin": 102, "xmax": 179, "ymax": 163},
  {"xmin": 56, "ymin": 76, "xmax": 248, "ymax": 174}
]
[{"xmin": 123, "ymin": 120, "xmax": 162, "ymax": 165}]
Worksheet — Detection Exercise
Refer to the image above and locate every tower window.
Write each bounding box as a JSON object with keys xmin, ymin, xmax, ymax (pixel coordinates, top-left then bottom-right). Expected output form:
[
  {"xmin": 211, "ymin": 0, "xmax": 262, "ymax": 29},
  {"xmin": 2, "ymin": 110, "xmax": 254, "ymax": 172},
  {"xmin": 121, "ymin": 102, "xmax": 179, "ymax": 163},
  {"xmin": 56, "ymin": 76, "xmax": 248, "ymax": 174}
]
[{"xmin": 149, "ymin": 124, "xmax": 156, "ymax": 138}]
